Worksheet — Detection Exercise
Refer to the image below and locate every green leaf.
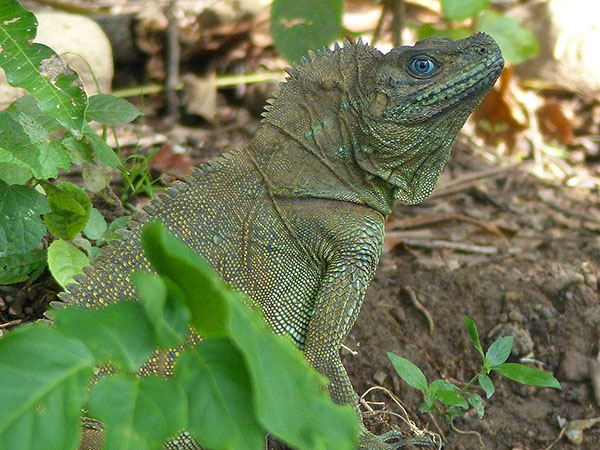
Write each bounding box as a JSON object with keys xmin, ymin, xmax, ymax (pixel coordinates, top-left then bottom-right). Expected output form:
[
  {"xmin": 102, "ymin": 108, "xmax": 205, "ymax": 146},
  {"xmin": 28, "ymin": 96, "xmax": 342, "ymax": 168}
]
[
  {"xmin": 387, "ymin": 352, "xmax": 428, "ymax": 391},
  {"xmin": 0, "ymin": 180, "xmax": 50, "ymax": 256},
  {"xmin": 485, "ymin": 336, "xmax": 513, "ymax": 368},
  {"xmin": 87, "ymin": 94, "xmax": 143, "ymax": 126},
  {"xmin": 429, "ymin": 379, "xmax": 459, "ymax": 393},
  {"xmin": 83, "ymin": 123, "xmax": 120, "ymax": 168},
  {"xmin": 228, "ymin": 296, "xmax": 357, "ymax": 449},
  {"xmin": 61, "ymin": 135, "xmax": 94, "ymax": 164},
  {"xmin": 0, "ymin": 324, "xmax": 94, "ymax": 450},
  {"xmin": 175, "ymin": 340, "xmax": 265, "ymax": 450},
  {"xmin": 82, "ymin": 207, "xmax": 108, "ymax": 240},
  {"xmin": 435, "ymin": 390, "xmax": 468, "ymax": 409},
  {"xmin": 0, "ymin": 0, "xmax": 88, "ymax": 138},
  {"xmin": 465, "ymin": 392, "xmax": 484, "ymax": 418},
  {"xmin": 477, "ymin": 11, "xmax": 539, "ymax": 65},
  {"xmin": 441, "ymin": 0, "xmax": 489, "ymax": 21},
  {"xmin": 53, "ymin": 301, "xmax": 159, "ymax": 372},
  {"xmin": 42, "ymin": 181, "xmax": 91, "ymax": 239},
  {"xmin": 0, "ymin": 248, "xmax": 47, "ymax": 284},
  {"xmin": 47, "ymin": 239, "xmax": 90, "ymax": 287},
  {"xmin": 270, "ymin": 0, "xmax": 343, "ymax": 63},
  {"xmin": 87, "ymin": 374, "xmax": 187, "ymax": 450},
  {"xmin": 132, "ymin": 271, "xmax": 191, "ymax": 348},
  {"xmin": 142, "ymin": 222, "xmax": 358, "ymax": 450},
  {"xmin": 492, "ymin": 363, "xmax": 561, "ymax": 389},
  {"xmin": 478, "ymin": 373, "xmax": 495, "ymax": 399},
  {"xmin": 141, "ymin": 221, "xmax": 229, "ymax": 336},
  {"xmin": 0, "ymin": 108, "xmax": 71, "ymax": 181},
  {"xmin": 464, "ymin": 316, "xmax": 484, "ymax": 358}
]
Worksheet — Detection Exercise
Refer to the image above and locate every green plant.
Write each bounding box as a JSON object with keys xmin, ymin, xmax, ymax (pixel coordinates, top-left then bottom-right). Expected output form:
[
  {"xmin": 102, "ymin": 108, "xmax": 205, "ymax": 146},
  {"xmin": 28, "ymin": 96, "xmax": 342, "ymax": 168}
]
[
  {"xmin": 0, "ymin": 222, "xmax": 358, "ymax": 450},
  {"xmin": 0, "ymin": 0, "xmax": 143, "ymax": 286},
  {"xmin": 388, "ymin": 316, "xmax": 560, "ymax": 423}
]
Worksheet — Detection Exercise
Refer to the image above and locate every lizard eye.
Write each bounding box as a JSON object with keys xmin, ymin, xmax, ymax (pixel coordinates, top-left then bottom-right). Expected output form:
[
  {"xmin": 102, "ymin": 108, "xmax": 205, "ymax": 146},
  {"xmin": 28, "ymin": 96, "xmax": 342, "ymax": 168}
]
[{"xmin": 409, "ymin": 58, "xmax": 435, "ymax": 76}]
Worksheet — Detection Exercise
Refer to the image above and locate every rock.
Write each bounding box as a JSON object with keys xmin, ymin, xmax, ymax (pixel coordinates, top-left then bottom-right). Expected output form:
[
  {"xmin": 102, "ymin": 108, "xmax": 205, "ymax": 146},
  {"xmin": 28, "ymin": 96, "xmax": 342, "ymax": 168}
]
[
  {"xmin": 0, "ymin": 11, "xmax": 113, "ymax": 109},
  {"xmin": 510, "ymin": 0, "xmax": 600, "ymax": 93},
  {"xmin": 490, "ymin": 323, "xmax": 534, "ymax": 357},
  {"xmin": 559, "ymin": 350, "xmax": 591, "ymax": 382}
]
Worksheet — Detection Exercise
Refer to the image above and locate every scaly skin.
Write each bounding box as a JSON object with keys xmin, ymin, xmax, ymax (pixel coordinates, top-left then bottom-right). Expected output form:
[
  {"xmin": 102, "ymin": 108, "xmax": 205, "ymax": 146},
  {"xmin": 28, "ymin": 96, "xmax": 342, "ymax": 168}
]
[{"xmin": 66, "ymin": 33, "xmax": 503, "ymax": 449}]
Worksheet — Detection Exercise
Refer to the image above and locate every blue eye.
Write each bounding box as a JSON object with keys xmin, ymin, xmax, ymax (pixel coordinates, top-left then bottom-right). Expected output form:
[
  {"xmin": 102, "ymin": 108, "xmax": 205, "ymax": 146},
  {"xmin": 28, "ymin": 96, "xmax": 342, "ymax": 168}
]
[{"xmin": 410, "ymin": 58, "xmax": 435, "ymax": 75}]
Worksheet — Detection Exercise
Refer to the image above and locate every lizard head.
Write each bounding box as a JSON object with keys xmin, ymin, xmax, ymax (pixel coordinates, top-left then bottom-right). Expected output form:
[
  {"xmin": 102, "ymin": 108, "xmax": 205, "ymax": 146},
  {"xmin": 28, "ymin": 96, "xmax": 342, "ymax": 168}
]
[{"xmin": 356, "ymin": 32, "xmax": 504, "ymax": 204}]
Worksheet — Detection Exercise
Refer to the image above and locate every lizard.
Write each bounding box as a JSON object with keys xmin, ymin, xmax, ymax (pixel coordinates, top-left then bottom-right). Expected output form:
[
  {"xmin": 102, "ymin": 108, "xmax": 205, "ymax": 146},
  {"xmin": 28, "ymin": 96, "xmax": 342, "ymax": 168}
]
[{"xmin": 61, "ymin": 32, "xmax": 504, "ymax": 450}]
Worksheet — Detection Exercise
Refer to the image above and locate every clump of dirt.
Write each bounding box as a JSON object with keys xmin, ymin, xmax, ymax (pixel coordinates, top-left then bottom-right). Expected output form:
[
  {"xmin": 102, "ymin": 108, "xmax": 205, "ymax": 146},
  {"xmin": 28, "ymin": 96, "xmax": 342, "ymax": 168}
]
[{"xmin": 344, "ymin": 143, "xmax": 600, "ymax": 449}]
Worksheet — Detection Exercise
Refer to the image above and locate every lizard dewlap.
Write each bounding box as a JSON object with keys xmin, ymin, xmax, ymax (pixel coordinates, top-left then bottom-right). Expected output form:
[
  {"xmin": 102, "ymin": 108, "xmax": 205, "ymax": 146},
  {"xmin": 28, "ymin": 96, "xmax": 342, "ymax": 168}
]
[{"xmin": 62, "ymin": 33, "xmax": 503, "ymax": 450}]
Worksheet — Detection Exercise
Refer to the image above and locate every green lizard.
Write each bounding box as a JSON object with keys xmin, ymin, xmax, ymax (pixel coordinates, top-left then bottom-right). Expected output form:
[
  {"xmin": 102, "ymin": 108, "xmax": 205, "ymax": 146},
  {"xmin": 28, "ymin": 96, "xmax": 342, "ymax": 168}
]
[{"xmin": 63, "ymin": 33, "xmax": 503, "ymax": 449}]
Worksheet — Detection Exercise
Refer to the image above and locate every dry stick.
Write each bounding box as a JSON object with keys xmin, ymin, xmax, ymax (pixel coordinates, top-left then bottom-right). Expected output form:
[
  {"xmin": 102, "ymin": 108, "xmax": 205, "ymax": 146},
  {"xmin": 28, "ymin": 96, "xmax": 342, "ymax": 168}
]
[
  {"xmin": 371, "ymin": 0, "xmax": 388, "ymax": 47},
  {"xmin": 391, "ymin": 0, "xmax": 404, "ymax": 47},
  {"xmin": 402, "ymin": 286, "xmax": 434, "ymax": 335},
  {"xmin": 389, "ymin": 236, "xmax": 498, "ymax": 255},
  {"xmin": 165, "ymin": 0, "xmax": 181, "ymax": 124},
  {"xmin": 544, "ymin": 426, "xmax": 566, "ymax": 450},
  {"xmin": 360, "ymin": 386, "xmax": 442, "ymax": 449},
  {"xmin": 450, "ymin": 421, "xmax": 485, "ymax": 450},
  {"xmin": 0, "ymin": 319, "xmax": 22, "ymax": 329},
  {"xmin": 427, "ymin": 163, "xmax": 521, "ymax": 200},
  {"xmin": 112, "ymin": 72, "xmax": 284, "ymax": 99}
]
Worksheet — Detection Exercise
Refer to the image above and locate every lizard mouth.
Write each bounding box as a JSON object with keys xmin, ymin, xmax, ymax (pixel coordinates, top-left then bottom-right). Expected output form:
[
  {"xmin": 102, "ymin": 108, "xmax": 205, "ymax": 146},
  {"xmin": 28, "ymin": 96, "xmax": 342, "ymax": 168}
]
[{"xmin": 414, "ymin": 51, "xmax": 504, "ymax": 109}]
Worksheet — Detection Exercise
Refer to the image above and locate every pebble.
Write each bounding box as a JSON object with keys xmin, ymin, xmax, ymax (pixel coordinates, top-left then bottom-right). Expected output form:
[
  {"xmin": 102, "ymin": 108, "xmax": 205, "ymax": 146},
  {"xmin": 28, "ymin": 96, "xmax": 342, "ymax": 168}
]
[{"xmin": 558, "ymin": 350, "xmax": 591, "ymax": 382}]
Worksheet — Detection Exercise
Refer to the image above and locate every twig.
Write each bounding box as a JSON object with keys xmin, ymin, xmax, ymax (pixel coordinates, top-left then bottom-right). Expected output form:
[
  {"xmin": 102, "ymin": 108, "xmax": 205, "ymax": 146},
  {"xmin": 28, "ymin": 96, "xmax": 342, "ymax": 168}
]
[
  {"xmin": 341, "ymin": 343, "xmax": 358, "ymax": 356},
  {"xmin": 388, "ymin": 236, "xmax": 498, "ymax": 254},
  {"xmin": 402, "ymin": 286, "xmax": 434, "ymax": 335},
  {"xmin": 165, "ymin": 0, "xmax": 181, "ymax": 124},
  {"xmin": 450, "ymin": 421, "xmax": 485, "ymax": 449},
  {"xmin": 427, "ymin": 163, "xmax": 520, "ymax": 200},
  {"xmin": 0, "ymin": 319, "xmax": 22, "ymax": 329},
  {"xmin": 112, "ymin": 72, "xmax": 284, "ymax": 99},
  {"xmin": 360, "ymin": 386, "xmax": 442, "ymax": 449},
  {"xmin": 371, "ymin": 1, "xmax": 388, "ymax": 46},
  {"xmin": 391, "ymin": 0, "xmax": 404, "ymax": 47},
  {"xmin": 544, "ymin": 425, "xmax": 566, "ymax": 450}
]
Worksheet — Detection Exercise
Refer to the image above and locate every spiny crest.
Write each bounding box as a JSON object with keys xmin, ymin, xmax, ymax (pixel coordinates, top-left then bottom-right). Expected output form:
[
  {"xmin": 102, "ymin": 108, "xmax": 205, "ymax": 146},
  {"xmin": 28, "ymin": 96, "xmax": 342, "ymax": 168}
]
[{"xmin": 260, "ymin": 38, "xmax": 370, "ymax": 119}]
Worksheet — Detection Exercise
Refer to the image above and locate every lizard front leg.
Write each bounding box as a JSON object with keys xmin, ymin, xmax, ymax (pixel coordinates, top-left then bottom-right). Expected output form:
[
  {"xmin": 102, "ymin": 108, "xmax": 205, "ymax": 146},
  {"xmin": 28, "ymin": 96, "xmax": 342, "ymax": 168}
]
[{"xmin": 302, "ymin": 215, "xmax": 433, "ymax": 450}]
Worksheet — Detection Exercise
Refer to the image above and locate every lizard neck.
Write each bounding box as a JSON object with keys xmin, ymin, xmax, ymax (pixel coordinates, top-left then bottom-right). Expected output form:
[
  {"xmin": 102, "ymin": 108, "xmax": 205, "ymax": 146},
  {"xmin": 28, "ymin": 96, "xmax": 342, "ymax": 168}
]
[{"xmin": 247, "ymin": 94, "xmax": 397, "ymax": 216}]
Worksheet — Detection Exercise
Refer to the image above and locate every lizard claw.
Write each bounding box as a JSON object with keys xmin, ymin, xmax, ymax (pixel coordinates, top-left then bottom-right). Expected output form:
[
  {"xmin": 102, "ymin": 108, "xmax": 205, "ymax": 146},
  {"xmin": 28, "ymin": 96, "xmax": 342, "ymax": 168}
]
[{"xmin": 359, "ymin": 429, "xmax": 436, "ymax": 449}]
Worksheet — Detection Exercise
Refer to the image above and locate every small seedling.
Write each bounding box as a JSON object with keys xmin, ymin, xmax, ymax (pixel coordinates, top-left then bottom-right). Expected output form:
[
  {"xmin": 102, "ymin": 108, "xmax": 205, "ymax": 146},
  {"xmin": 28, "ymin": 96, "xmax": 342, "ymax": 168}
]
[{"xmin": 388, "ymin": 316, "xmax": 561, "ymax": 422}]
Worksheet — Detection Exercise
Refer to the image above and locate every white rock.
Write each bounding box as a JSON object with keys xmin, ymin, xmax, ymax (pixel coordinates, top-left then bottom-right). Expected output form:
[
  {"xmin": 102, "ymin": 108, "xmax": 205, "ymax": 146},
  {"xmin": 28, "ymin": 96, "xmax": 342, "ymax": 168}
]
[{"xmin": 0, "ymin": 11, "xmax": 113, "ymax": 109}]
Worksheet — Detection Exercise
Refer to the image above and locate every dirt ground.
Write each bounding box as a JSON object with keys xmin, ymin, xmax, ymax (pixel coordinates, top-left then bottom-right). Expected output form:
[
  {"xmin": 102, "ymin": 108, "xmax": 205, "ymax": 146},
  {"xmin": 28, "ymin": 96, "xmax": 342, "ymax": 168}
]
[
  {"xmin": 344, "ymin": 140, "xmax": 600, "ymax": 449},
  {"xmin": 2, "ymin": 91, "xmax": 599, "ymax": 450}
]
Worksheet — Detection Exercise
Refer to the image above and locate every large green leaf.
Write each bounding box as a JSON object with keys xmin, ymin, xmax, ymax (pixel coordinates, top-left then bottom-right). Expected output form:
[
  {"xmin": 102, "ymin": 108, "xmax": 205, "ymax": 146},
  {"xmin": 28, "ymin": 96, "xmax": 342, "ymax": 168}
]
[
  {"xmin": 0, "ymin": 109, "xmax": 71, "ymax": 182},
  {"xmin": 88, "ymin": 374, "xmax": 187, "ymax": 450},
  {"xmin": 47, "ymin": 239, "xmax": 89, "ymax": 287},
  {"xmin": 42, "ymin": 181, "xmax": 91, "ymax": 240},
  {"xmin": 53, "ymin": 301, "xmax": 158, "ymax": 372},
  {"xmin": 270, "ymin": 0, "xmax": 343, "ymax": 63},
  {"xmin": 0, "ymin": 180, "xmax": 50, "ymax": 257},
  {"xmin": 141, "ymin": 222, "xmax": 358, "ymax": 450},
  {"xmin": 0, "ymin": 324, "xmax": 94, "ymax": 450},
  {"xmin": 0, "ymin": 0, "xmax": 87, "ymax": 138},
  {"xmin": 175, "ymin": 340, "xmax": 265, "ymax": 450},
  {"xmin": 0, "ymin": 248, "xmax": 46, "ymax": 284}
]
